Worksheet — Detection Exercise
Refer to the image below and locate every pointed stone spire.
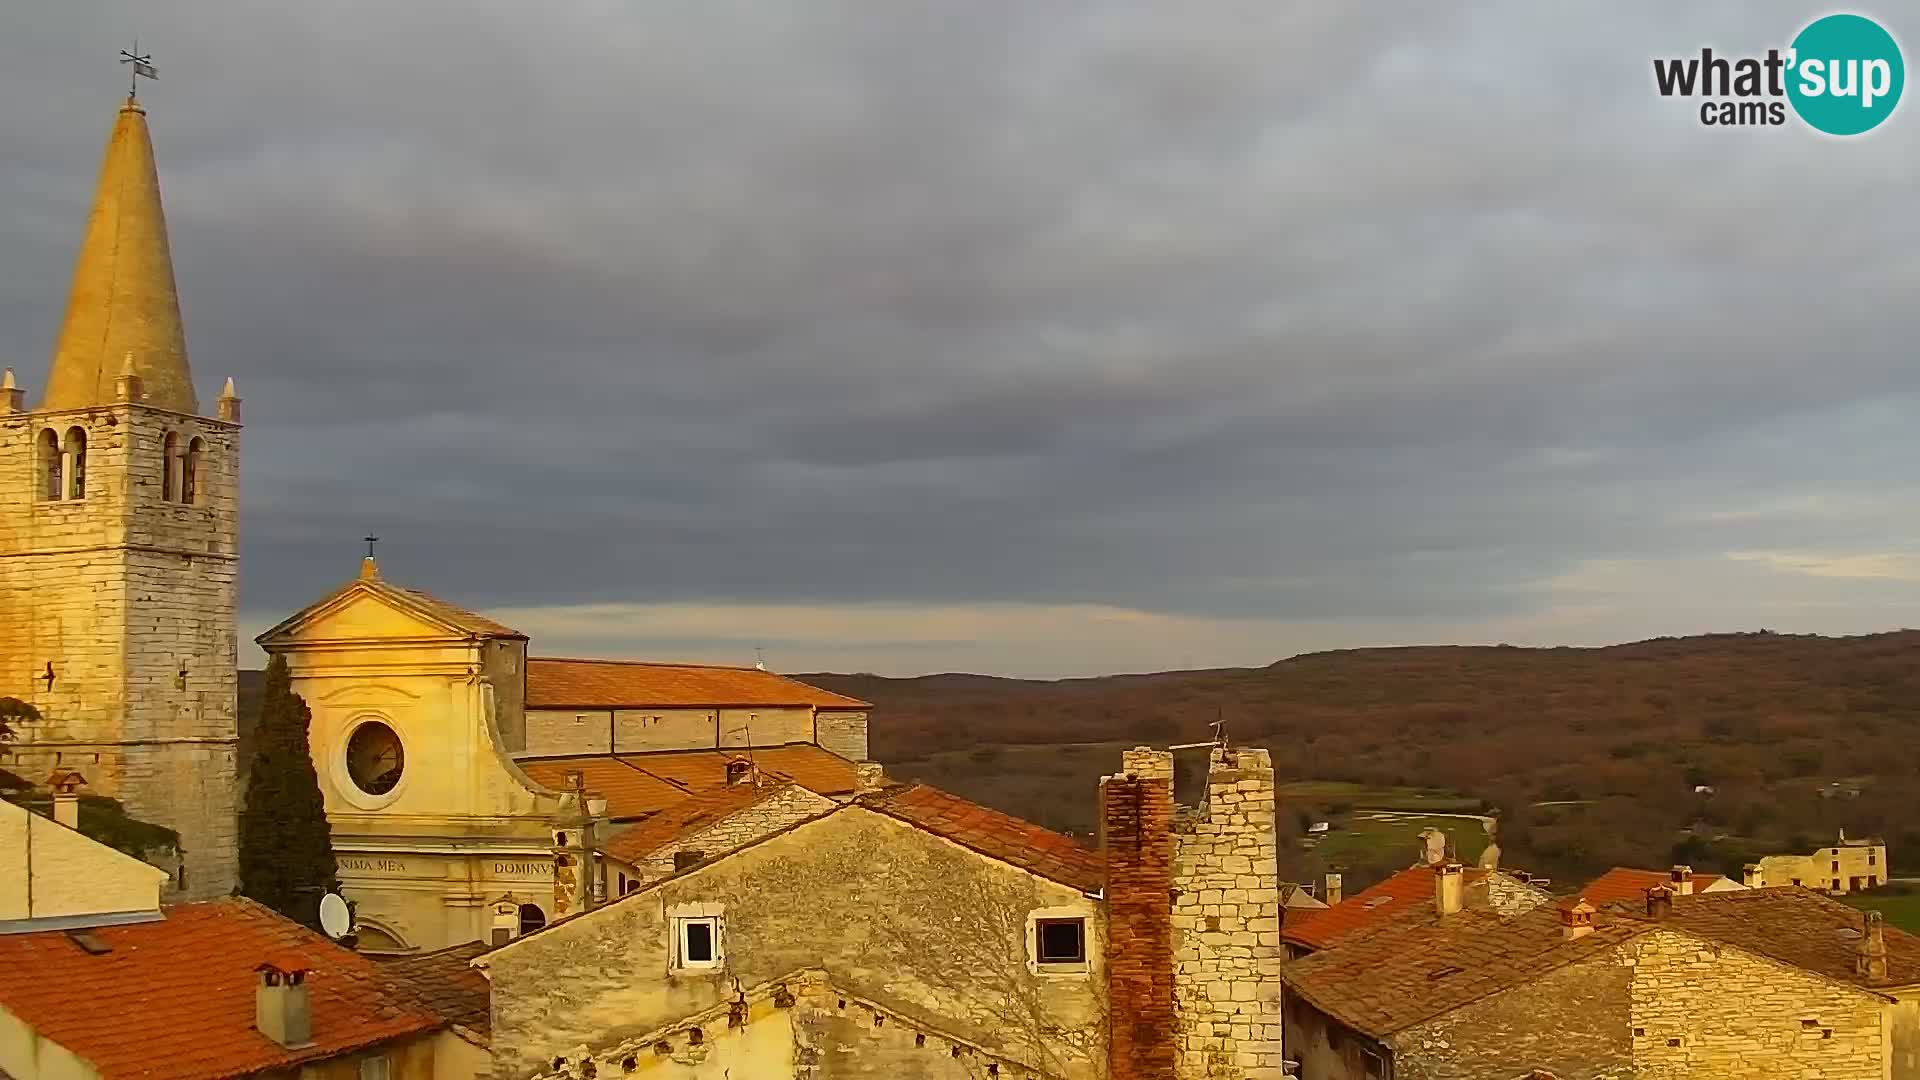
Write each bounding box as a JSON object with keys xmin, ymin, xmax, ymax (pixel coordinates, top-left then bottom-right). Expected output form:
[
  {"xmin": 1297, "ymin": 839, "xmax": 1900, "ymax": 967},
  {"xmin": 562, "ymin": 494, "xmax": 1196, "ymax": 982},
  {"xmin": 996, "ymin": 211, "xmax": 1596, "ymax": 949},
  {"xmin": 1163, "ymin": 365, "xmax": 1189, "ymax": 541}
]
[
  {"xmin": 0, "ymin": 368, "xmax": 23, "ymax": 414},
  {"xmin": 40, "ymin": 95, "xmax": 196, "ymax": 414},
  {"xmin": 217, "ymin": 376, "xmax": 241, "ymax": 423}
]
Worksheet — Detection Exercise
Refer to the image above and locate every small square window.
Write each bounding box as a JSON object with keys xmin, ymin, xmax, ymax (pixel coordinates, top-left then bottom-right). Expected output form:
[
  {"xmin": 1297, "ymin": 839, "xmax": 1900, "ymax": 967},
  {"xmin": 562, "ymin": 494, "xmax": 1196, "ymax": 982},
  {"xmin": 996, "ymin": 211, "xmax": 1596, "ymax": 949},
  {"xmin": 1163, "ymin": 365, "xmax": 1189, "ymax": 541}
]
[
  {"xmin": 1036, "ymin": 918, "xmax": 1086, "ymax": 964},
  {"xmin": 676, "ymin": 916, "xmax": 721, "ymax": 969}
]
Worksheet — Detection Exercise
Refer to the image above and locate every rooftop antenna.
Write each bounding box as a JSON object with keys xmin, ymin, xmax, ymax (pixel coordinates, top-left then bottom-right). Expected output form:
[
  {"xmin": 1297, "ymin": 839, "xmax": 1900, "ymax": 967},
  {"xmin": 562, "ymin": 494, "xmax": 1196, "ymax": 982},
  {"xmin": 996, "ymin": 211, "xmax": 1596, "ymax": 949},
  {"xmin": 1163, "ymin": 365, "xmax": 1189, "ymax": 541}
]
[{"xmin": 119, "ymin": 42, "xmax": 157, "ymax": 99}]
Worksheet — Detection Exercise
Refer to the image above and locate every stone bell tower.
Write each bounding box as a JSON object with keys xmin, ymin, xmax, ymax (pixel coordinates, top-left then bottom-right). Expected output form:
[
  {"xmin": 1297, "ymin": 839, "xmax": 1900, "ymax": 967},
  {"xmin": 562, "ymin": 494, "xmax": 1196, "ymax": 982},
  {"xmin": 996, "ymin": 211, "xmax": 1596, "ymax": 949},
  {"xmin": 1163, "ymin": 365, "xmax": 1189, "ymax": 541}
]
[{"xmin": 0, "ymin": 90, "xmax": 240, "ymax": 899}]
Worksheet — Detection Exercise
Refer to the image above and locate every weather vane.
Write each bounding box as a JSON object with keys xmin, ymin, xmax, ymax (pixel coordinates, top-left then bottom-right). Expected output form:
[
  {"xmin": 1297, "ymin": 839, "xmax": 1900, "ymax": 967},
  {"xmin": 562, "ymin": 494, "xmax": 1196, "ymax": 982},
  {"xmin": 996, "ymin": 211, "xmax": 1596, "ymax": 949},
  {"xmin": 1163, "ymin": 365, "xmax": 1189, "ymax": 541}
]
[{"xmin": 119, "ymin": 42, "xmax": 157, "ymax": 98}]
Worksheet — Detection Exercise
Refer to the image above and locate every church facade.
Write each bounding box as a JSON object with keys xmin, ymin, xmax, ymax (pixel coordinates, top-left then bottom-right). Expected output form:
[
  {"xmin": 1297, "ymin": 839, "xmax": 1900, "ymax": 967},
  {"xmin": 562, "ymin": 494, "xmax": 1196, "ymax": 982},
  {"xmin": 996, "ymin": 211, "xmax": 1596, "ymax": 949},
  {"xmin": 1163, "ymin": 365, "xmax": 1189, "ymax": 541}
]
[{"xmin": 0, "ymin": 93, "xmax": 241, "ymax": 900}]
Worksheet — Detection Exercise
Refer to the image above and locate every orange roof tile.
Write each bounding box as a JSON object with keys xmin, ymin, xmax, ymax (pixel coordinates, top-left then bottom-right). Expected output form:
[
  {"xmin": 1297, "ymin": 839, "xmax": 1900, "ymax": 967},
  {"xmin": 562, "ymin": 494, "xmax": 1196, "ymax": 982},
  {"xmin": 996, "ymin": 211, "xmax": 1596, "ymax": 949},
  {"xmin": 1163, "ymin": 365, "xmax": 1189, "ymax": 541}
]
[
  {"xmin": 863, "ymin": 784, "xmax": 1104, "ymax": 893},
  {"xmin": 517, "ymin": 757, "xmax": 689, "ymax": 819},
  {"xmin": 1575, "ymin": 867, "xmax": 1726, "ymax": 905},
  {"xmin": 379, "ymin": 941, "xmax": 492, "ymax": 1038},
  {"xmin": 601, "ymin": 782, "xmax": 786, "ymax": 864},
  {"xmin": 1284, "ymin": 865, "xmax": 1446, "ymax": 950},
  {"xmin": 0, "ymin": 898, "xmax": 443, "ymax": 1080},
  {"xmin": 526, "ymin": 657, "xmax": 868, "ymax": 709},
  {"xmin": 520, "ymin": 744, "xmax": 863, "ymax": 820}
]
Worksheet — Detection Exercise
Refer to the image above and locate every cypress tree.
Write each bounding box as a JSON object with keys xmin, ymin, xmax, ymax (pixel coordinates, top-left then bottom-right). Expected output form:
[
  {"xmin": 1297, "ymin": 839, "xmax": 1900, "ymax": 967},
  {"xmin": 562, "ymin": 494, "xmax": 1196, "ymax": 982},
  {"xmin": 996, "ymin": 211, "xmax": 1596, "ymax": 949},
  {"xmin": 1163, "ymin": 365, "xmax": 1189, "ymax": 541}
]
[{"xmin": 239, "ymin": 655, "xmax": 339, "ymax": 928}]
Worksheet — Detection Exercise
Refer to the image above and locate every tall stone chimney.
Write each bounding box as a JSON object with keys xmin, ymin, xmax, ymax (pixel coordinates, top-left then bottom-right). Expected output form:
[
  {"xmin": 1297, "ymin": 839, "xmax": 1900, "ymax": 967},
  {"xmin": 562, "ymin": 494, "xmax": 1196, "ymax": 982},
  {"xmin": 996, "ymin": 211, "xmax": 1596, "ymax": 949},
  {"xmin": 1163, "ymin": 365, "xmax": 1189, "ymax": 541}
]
[
  {"xmin": 1669, "ymin": 865, "xmax": 1694, "ymax": 897},
  {"xmin": 1435, "ymin": 862, "xmax": 1465, "ymax": 916},
  {"xmin": 1324, "ymin": 872, "xmax": 1343, "ymax": 907},
  {"xmin": 1858, "ymin": 910, "xmax": 1889, "ymax": 982},
  {"xmin": 254, "ymin": 961, "xmax": 313, "ymax": 1048},
  {"xmin": 1101, "ymin": 749, "xmax": 1177, "ymax": 1080},
  {"xmin": 1170, "ymin": 746, "xmax": 1285, "ymax": 1078}
]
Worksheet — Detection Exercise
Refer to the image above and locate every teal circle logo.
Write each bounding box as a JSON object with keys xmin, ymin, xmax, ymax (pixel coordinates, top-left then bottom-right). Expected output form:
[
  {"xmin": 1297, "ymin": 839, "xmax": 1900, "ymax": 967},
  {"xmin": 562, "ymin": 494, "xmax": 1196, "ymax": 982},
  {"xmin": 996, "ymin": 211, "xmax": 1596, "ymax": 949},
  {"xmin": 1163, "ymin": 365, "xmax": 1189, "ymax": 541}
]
[{"xmin": 1787, "ymin": 14, "xmax": 1904, "ymax": 135}]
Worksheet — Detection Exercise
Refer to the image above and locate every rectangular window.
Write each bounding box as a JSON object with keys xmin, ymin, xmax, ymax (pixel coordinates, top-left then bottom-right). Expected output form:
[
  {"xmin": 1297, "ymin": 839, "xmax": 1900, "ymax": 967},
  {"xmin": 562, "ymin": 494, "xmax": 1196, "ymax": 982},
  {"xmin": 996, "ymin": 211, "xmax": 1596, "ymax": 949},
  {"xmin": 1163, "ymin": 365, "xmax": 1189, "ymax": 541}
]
[
  {"xmin": 1036, "ymin": 918, "xmax": 1086, "ymax": 964},
  {"xmin": 676, "ymin": 916, "xmax": 721, "ymax": 969},
  {"xmin": 1870, "ymin": 852, "xmax": 1878, "ymax": 865},
  {"xmin": 359, "ymin": 1056, "xmax": 391, "ymax": 1080}
]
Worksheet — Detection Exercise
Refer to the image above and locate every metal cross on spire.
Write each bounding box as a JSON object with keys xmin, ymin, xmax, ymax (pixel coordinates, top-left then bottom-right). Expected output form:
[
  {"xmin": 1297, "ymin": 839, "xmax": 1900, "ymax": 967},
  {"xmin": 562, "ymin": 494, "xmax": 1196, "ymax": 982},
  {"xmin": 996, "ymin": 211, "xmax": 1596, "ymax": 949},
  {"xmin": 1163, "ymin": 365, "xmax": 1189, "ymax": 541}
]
[
  {"xmin": 119, "ymin": 42, "xmax": 157, "ymax": 98},
  {"xmin": 364, "ymin": 535, "xmax": 380, "ymax": 559}
]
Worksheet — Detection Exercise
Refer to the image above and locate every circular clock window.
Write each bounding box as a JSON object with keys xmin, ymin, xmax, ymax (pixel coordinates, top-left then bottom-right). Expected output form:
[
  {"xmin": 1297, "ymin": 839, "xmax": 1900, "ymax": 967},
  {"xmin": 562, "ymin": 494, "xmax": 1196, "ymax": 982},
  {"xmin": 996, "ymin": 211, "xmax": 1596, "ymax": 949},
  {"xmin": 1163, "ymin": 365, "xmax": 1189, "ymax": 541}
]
[{"xmin": 346, "ymin": 721, "xmax": 405, "ymax": 796}]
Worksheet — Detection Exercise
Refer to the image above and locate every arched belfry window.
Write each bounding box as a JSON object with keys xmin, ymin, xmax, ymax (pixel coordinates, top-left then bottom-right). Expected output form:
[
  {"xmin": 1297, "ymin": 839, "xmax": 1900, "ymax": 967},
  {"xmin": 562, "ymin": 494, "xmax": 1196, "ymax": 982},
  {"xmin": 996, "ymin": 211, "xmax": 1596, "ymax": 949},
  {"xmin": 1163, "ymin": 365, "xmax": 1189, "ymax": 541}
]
[
  {"xmin": 162, "ymin": 431, "xmax": 179, "ymax": 502},
  {"xmin": 63, "ymin": 427, "xmax": 86, "ymax": 500},
  {"xmin": 38, "ymin": 429, "xmax": 62, "ymax": 501},
  {"xmin": 183, "ymin": 437, "xmax": 204, "ymax": 505}
]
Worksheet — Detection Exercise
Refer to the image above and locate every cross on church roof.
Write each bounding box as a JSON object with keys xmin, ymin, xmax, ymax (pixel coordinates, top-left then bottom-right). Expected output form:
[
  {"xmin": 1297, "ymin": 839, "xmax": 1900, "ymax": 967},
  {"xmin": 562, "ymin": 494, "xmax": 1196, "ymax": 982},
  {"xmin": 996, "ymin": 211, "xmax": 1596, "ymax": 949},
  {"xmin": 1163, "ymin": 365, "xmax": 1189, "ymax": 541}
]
[
  {"xmin": 119, "ymin": 43, "xmax": 157, "ymax": 98},
  {"xmin": 364, "ymin": 535, "xmax": 379, "ymax": 559}
]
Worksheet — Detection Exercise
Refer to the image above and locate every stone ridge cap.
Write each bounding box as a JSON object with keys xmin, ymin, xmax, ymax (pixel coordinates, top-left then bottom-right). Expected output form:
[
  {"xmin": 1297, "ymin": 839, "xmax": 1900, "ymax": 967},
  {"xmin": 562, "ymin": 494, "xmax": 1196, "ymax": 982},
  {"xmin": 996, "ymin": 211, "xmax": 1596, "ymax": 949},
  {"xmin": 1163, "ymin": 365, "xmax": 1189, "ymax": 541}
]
[
  {"xmin": 527, "ymin": 965, "xmax": 1039, "ymax": 1078},
  {"xmin": 476, "ymin": 804, "xmax": 854, "ymax": 962},
  {"xmin": 8, "ymin": 401, "xmax": 238, "ymax": 428}
]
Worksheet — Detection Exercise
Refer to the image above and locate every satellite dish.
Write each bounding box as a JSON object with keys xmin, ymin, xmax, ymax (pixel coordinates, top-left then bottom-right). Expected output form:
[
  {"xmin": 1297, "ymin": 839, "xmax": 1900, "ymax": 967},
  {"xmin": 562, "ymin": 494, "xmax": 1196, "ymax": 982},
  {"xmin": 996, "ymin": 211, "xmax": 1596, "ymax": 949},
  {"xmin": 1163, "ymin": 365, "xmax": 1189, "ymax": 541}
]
[{"xmin": 318, "ymin": 893, "xmax": 352, "ymax": 940}]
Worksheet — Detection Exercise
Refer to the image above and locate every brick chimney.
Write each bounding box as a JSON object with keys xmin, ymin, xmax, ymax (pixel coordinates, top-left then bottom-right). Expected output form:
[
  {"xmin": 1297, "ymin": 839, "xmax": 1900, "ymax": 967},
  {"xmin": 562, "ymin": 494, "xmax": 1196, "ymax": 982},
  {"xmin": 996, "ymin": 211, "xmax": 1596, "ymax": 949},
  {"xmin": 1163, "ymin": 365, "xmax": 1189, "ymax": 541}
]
[
  {"xmin": 1101, "ymin": 749, "xmax": 1177, "ymax": 1080},
  {"xmin": 1560, "ymin": 899, "xmax": 1595, "ymax": 942},
  {"xmin": 1324, "ymin": 872, "xmax": 1343, "ymax": 907},
  {"xmin": 254, "ymin": 961, "xmax": 314, "ymax": 1048},
  {"xmin": 1646, "ymin": 884, "xmax": 1674, "ymax": 920},
  {"xmin": 1743, "ymin": 863, "xmax": 1763, "ymax": 888},
  {"xmin": 1435, "ymin": 862, "xmax": 1465, "ymax": 916},
  {"xmin": 1669, "ymin": 865, "xmax": 1694, "ymax": 896},
  {"xmin": 1858, "ymin": 911, "xmax": 1889, "ymax": 982},
  {"xmin": 1170, "ymin": 747, "xmax": 1284, "ymax": 1078}
]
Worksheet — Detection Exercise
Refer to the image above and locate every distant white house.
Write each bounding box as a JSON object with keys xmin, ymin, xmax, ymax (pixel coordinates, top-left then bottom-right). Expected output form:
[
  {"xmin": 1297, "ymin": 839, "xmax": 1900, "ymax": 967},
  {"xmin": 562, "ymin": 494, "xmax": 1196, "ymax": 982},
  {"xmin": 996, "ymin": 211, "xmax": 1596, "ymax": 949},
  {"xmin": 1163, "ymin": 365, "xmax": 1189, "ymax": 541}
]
[{"xmin": 1307, "ymin": 821, "xmax": 1331, "ymax": 835}]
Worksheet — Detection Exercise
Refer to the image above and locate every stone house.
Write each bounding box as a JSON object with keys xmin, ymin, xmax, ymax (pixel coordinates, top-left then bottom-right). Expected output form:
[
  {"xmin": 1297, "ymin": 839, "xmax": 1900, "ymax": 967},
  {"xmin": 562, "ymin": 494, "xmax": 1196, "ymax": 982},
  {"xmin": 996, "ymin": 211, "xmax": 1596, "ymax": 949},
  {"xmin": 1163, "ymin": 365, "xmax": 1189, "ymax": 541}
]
[
  {"xmin": 465, "ymin": 745, "xmax": 1284, "ymax": 1079},
  {"xmin": 1281, "ymin": 862, "xmax": 1551, "ymax": 960},
  {"xmin": 1750, "ymin": 830, "xmax": 1889, "ymax": 894},
  {"xmin": 0, "ymin": 897, "xmax": 466, "ymax": 1080},
  {"xmin": 1282, "ymin": 873, "xmax": 1920, "ymax": 1079}
]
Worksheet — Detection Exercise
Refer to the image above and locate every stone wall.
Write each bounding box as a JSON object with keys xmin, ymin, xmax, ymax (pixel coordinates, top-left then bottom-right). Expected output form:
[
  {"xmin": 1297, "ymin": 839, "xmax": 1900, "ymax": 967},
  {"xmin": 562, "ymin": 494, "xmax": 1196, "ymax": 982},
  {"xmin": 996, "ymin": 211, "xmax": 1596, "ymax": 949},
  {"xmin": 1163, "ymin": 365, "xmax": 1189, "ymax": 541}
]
[
  {"xmin": 814, "ymin": 711, "xmax": 868, "ymax": 763},
  {"xmin": 1170, "ymin": 747, "xmax": 1284, "ymax": 1080},
  {"xmin": 1624, "ymin": 928, "xmax": 1886, "ymax": 1078},
  {"xmin": 487, "ymin": 806, "xmax": 1104, "ymax": 1080},
  {"xmin": 522, "ymin": 706, "xmax": 819, "ymax": 757},
  {"xmin": 618, "ymin": 784, "xmax": 837, "ymax": 888},
  {"xmin": 1281, "ymin": 994, "xmax": 1393, "ymax": 1080},
  {"xmin": 1393, "ymin": 953, "xmax": 1632, "ymax": 1080},
  {"xmin": 0, "ymin": 400, "xmax": 239, "ymax": 899}
]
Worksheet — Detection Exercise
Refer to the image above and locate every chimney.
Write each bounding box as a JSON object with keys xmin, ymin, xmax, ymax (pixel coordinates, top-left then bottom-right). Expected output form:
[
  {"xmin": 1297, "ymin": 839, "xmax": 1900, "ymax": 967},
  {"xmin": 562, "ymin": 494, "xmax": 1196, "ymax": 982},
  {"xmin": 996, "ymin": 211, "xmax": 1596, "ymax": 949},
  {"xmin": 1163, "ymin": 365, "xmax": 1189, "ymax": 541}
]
[
  {"xmin": 724, "ymin": 758, "xmax": 753, "ymax": 786},
  {"xmin": 1561, "ymin": 899, "xmax": 1596, "ymax": 942},
  {"xmin": 0, "ymin": 368, "xmax": 23, "ymax": 413},
  {"xmin": 1858, "ymin": 911, "xmax": 1889, "ymax": 982},
  {"xmin": 1101, "ymin": 749, "xmax": 1176, "ymax": 1080},
  {"xmin": 1435, "ymin": 862, "xmax": 1465, "ymax": 916},
  {"xmin": 217, "ymin": 377, "xmax": 242, "ymax": 423},
  {"xmin": 853, "ymin": 760, "xmax": 886, "ymax": 794},
  {"xmin": 1324, "ymin": 872, "xmax": 1343, "ymax": 907},
  {"xmin": 1669, "ymin": 865, "xmax": 1694, "ymax": 897},
  {"xmin": 47, "ymin": 769, "xmax": 87, "ymax": 829},
  {"xmin": 254, "ymin": 962, "xmax": 314, "ymax": 1048},
  {"xmin": 1743, "ymin": 863, "xmax": 1763, "ymax": 888},
  {"xmin": 1646, "ymin": 884, "xmax": 1674, "ymax": 920}
]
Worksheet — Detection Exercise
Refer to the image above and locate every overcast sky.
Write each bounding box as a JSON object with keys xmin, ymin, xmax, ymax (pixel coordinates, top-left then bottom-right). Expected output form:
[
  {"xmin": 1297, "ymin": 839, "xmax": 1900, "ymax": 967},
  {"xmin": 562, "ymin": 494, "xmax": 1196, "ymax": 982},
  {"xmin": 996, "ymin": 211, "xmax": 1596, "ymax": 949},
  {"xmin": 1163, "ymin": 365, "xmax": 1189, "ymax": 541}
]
[{"xmin": 7, "ymin": 2, "xmax": 1920, "ymax": 678}]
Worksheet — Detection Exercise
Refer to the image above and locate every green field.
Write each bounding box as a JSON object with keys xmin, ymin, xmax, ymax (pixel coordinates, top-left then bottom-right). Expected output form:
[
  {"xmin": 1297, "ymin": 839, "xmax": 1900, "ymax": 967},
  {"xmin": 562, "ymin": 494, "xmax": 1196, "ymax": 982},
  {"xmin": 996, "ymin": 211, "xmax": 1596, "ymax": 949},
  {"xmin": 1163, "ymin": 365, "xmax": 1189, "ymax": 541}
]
[
  {"xmin": 1303, "ymin": 810, "xmax": 1493, "ymax": 868},
  {"xmin": 1839, "ymin": 892, "xmax": 1920, "ymax": 935},
  {"xmin": 1276, "ymin": 780, "xmax": 1483, "ymax": 814}
]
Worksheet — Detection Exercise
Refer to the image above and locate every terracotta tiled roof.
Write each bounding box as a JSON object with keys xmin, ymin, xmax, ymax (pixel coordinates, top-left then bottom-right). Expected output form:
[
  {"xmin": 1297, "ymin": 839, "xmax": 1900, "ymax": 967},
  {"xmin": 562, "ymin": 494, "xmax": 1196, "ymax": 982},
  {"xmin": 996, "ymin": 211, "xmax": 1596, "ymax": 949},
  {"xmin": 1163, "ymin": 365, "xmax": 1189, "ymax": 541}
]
[
  {"xmin": 519, "ymin": 744, "xmax": 863, "ymax": 819},
  {"xmin": 862, "ymin": 783, "xmax": 1104, "ymax": 893},
  {"xmin": 525, "ymin": 657, "xmax": 868, "ymax": 709},
  {"xmin": 1282, "ymin": 904, "xmax": 1649, "ymax": 1037},
  {"xmin": 1655, "ymin": 887, "xmax": 1920, "ymax": 989},
  {"xmin": 379, "ymin": 941, "xmax": 492, "ymax": 1039},
  {"xmin": 0, "ymin": 898, "xmax": 443, "ymax": 1080},
  {"xmin": 1576, "ymin": 867, "xmax": 1726, "ymax": 905},
  {"xmin": 517, "ymin": 756, "xmax": 690, "ymax": 819},
  {"xmin": 601, "ymin": 781, "xmax": 788, "ymax": 864},
  {"xmin": 1284, "ymin": 865, "xmax": 1450, "ymax": 949}
]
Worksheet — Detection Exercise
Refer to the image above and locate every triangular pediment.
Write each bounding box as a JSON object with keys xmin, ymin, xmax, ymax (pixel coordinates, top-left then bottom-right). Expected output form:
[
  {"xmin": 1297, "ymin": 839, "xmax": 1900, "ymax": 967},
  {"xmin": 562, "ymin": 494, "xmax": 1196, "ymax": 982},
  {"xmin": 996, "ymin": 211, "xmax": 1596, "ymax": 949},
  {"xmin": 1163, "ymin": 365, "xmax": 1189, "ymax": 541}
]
[{"xmin": 257, "ymin": 578, "xmax": 515, "ymax": 647}]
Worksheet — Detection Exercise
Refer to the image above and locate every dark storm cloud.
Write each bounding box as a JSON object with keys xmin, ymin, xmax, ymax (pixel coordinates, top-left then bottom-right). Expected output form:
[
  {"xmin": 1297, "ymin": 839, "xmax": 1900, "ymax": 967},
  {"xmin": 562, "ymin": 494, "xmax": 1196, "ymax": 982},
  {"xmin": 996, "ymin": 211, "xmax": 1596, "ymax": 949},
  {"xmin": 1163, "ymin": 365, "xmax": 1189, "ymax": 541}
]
[{"xmin": 6, "ymin": 2, "xmax": 1920, "ymax": 673}]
